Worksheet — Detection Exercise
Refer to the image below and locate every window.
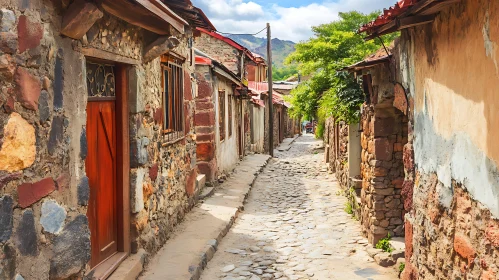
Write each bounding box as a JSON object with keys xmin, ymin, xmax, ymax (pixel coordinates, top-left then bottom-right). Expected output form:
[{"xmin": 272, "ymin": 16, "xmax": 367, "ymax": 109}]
[
  {"xmin": 161, "ymin": 58, "xmax": 184, "ymax": 142},
  {"xmin": 228, "ymin": 95, "xmax": 233, "ymax": 137},
  {"xmin": 219, "ymin": 90, "xmax": 225, "ymax": 141}
]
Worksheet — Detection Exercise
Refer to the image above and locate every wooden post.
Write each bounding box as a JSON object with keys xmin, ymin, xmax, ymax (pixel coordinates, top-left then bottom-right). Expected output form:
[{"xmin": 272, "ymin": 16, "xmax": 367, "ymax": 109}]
[{"xmin": 267, "ymin": 23, "xmax": 274, "ymax": 157}]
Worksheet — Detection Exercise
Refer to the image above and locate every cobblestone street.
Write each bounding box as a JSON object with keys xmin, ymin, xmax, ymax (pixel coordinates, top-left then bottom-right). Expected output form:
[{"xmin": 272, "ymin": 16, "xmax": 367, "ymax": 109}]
[{"xmin": 200, "ymin": 135, "xmax": 398, "ymax": 280}]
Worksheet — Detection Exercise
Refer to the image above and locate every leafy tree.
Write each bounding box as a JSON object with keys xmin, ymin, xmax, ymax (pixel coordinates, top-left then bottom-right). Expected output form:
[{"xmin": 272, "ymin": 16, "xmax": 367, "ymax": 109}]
[
  {"xmin": 285, "ymin": 11, "xmax": 397, "ymax": 137},
  {"xmin": 272, "ymin": 65, "xmax": 299, "ymax": 81}
]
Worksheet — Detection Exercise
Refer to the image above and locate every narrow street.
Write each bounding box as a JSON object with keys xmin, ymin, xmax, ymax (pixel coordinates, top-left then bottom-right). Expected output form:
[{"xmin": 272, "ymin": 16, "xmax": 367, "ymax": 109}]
[{"xmin": 200, "ymin": 135, "xmax": 397, "ymax": 280}]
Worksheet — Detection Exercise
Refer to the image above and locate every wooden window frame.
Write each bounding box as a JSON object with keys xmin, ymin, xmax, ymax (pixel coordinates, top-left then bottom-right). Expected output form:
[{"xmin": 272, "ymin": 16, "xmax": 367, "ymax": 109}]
[
  {"xmin": 219, "ymin": 90, "xmax": 226, "ymax": 142},
  {"xmin": 228, "ymin": 94, "xmax": 233, "ymax": 138},
  {"xmin": 161, "ymin": 57, "xmax": 185, "ymax": 144}
]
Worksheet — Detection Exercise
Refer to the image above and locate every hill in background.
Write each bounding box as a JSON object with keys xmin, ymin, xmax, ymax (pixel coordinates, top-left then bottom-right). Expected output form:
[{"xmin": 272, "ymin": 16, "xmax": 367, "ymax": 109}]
[{"xmin": 228, "ymin": 34, "xmax": 295, "ymax": 68}]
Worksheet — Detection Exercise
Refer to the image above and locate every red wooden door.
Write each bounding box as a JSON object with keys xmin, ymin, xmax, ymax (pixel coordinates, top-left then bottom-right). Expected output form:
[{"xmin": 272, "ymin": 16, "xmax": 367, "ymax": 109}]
[{"xmin": 86, "ymin": 101, "xmax": 118, "ymax": 268}]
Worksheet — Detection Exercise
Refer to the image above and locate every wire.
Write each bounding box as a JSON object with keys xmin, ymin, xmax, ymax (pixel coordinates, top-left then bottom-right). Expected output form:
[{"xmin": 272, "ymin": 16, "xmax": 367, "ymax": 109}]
[{"xmin": 215, "ymin": 26, "xmax": 267, "ymax": 36}]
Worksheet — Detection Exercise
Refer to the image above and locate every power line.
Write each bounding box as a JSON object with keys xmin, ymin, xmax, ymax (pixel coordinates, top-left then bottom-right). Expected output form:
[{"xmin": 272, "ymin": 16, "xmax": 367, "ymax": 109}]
[{"xmin": 215, "ymin": 26, "xmax": 267, "ymax": 36}]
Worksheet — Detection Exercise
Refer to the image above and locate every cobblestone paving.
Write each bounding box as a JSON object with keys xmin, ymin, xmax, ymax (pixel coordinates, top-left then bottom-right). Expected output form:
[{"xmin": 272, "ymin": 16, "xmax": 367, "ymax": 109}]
[{"xmin": 200, "ymin": 135, "xmax": 398, "ymax": 280}]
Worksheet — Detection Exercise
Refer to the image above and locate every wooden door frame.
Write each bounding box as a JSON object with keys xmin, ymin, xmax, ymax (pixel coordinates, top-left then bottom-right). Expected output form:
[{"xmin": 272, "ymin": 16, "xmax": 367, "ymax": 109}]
[{"xmin": 84, "ymin": 56, "xmax": 130, "ymax": 279}]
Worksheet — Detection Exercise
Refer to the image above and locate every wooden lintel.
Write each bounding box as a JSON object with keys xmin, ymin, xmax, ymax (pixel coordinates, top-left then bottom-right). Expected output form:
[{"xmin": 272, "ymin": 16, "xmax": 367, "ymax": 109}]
[
  {"xmin": 79, "ymin": 47, "xmax": 141, "ymax": 65},
  {"xmin": 143, "ymin": 36, "xmax": 179, "ymax": 64},
  {"xmin": 398, "ymin": 15, "xmax": 435, "ymax": 29},
  {"xmin": 61, "ymin": 0, "xmax": 103, "ymax": 39},
  {"xmin": 365, "ymin": 15, "xmax": 434, "ymax": 40}
]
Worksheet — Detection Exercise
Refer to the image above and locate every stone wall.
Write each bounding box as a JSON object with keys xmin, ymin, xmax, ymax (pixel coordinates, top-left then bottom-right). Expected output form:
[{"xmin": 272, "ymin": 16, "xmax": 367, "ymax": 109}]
[
  {"xmin": 359, "ymin": 64, "xmax": 407, "ymax": 245},
  {"xmin": 399, "ymin": 1, "xmax": 499, "ymax": 278},
  {"xmin": 194, "ymin": 32, "xmax": 243, "ymax": 77},
  {"xmin": 0, "ymin": 1, "xmax": 197, "ymax": 278},
  {"xmin": 324, "ymin": 117, "xmax": 349, "ymax": 189}
]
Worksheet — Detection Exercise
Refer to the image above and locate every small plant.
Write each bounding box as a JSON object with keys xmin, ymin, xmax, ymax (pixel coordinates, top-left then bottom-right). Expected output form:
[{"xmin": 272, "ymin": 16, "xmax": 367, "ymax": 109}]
[
  {"xmin": 335, "ymin": 190, "xmax": 342, "ymax": 196},
  {"xmin": 344, "ymin": 201, "xmax": 353, "ymax": 215},
  {"xmin": 375, "ymin": 233, "xmax": 394, "ymax": 253},
  {"xmin": 399, "ymin": 262, "xmax": 405, "ymax": 273}
]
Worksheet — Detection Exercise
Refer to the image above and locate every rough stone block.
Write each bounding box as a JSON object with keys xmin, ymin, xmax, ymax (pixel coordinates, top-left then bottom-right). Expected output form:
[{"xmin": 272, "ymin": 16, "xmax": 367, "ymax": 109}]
[
  {"xmin": 128, "ymin": 66, "xmax": 145, "ymax": 113},
  {"xmin": 40, "ymin": 200, "xmax": 67, "ymax": 234},
  {"xmin": 195, "ymin": 111, "xmax": 215, "ymax": 127},
  {"xmin": 149, "ymin": 164, "xmax": 159, "ymax": 182},
  {"xmin": 38, "ymin": 90, "xmax": 51, "ymax": 122},
  {"xmin": 373, "ymin": 167, "xmax": 388, "ymax": 177},
  {"xmin": 196, "ymin": 133, "xmax": 215, "ymax": 142},
  {"xmin": 184, "ymin": 70, "xmax": 193, "ymax": 101},
  {"xmin": 374, "ymin": 138, "xmax": 393, "ymax": 161},
  {"xmin": 0, "ymin": 243, "xmax": 16, "ymax": 280},
  {"xmin": 373, "ymin": 117, "xmax": 395, "ymax": 137},
  {"xmin": 454, "ymin": 234, "xmax": 476, "ymax": 264},
  {"xmin": 197, "ymin": 143, "xmax": 215, "ymax": 162},
  {"xmin": 374, "ymin": 252, "xmax": 395, "ymax": 267},
  {"xmin": 130, "ymin": 137, "xmax": 149, "ymax": 168},
  {"xmin": 61, "ymin": 0, "xmax": 103, "ymax": 39},
  {"xmin": 77, "ymin": 176, "xmax": 89, "ymax": 206},
  {"xmin": 0, "ymin": 54, "xmax": 15, "ymax": 82},
  {"xmin": 53, "ymin": 49, "xmax": 64, "ymax": 110},
  {"xmin": 49, "ymin": 215, "xmax": 91, "ymax": 279},
  {"xmin": 0, "ymin": 9, "xmax": 16, "ymax": 32},
  {"xmin": 130, "ymin": 168, "xmax": 145, "ymax": 214},
  {"xmin": 17, "ymin": 15, "xmax": 43, "ymax": 53},
  {"xmin": 16, "ymin": 210, "xmax": 37, "ymax": 256},
  {"xmin": 0, "ymin": 32, "xmax": 17, "ymax": 54},
  {"xmin": 48, "ymin": 116, "xmax": 65, "ymax": 156},
  {"xmin": 14, "ymin": 67, "xmax": 41, "ymax": 111},
  {"xmin": 0, "ymin": 196, "xmax": 13, "ymax": 242},
  {"xmin": 18, "ymin": 177, "xmax": 56, "ymax": 208},
  {"xmin": 185, "ymin": 168, "xmax": 197, "ymax": 196},
  {"xmin": 373, "ymin": 187, "xmax": 394, "ymax": 196},
  {"xmin": 80, "ymin": 128, "xmax": 87, "ymax": 160},
  {"xmin": 199, "ymin": 83, "xmax": 215, "ymax": 103}
]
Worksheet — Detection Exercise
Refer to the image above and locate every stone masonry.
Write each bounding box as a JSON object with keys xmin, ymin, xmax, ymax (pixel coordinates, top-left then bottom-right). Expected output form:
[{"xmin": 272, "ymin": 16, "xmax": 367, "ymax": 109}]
[
  {"xmin": 0, "ymin": 1, "xmax": 199, "ymax": 278},
  {"xmin": 359, "ymin": 63, "xmax": 407, "ymax": 245}
]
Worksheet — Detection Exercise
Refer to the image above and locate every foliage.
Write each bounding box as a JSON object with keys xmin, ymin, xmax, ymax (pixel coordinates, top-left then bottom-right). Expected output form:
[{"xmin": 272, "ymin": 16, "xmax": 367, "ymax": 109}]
[
  {"xmin": 285, "ymin": 11, "xmax": 397, "ymax": 126},
  {"xmin": 273, "ymin": 65, "xmax": 299, "ymax": 81},
  {"xmin": 399, "ymin": 262, "xmax": 406, "ymax": 273},
  {"xmin": 376, "ymin": 233, "xmax": 394, "ymax": 253},
  {"xmin": 344, "ymin": 201, "xmax": 353, "ymax": 215}
]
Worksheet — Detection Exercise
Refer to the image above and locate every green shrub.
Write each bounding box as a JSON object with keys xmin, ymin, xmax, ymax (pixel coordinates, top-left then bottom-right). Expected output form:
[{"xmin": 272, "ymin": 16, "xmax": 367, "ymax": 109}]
[
  {"xmin": 399, "ymin": 262, "xmax": 405, "ymax": 273},
  {"xmin": 344, "ymin": 201, "xmax": 353, "ymax": 215},
  {"xmin": 375, "ymin": 233, "xmax": 394, "ymax": 253}
]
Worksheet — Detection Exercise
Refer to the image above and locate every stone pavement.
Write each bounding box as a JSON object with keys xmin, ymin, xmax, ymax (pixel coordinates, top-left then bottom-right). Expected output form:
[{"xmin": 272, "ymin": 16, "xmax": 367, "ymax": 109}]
[
  {"xmin": 199, "ymin": 135, "xmax": 398, "ymax": 280},
  {"xmin": 140, "ymin": 154, "xmax": 271, "ymax": 280}
]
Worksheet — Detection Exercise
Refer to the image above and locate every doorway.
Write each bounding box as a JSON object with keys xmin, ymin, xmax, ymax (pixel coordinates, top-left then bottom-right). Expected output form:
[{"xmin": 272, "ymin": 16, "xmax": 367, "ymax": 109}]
[{"xmin": 85, "ymin": 60, "xmax": 130, "ymax": 273}]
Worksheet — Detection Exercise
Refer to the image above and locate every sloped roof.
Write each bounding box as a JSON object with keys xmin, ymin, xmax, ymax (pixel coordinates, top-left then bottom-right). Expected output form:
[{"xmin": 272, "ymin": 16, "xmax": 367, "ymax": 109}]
[
  {"xmin": 162, "ymin": 0, "xmax": 216, "ymax": 31},
  {"xmin": 196, "ymin": 28, "xmax": 259, "ymax": 63},
  {"xmin": 359, "ymin": 0, "xmax": 459, "ymax": 40}
]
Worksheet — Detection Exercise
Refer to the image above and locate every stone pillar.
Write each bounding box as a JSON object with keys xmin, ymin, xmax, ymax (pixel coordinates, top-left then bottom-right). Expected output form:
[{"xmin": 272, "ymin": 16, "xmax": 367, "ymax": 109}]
[{"xmin": 194, "ymin": 67, "xmax": 217, "ymax": 182}]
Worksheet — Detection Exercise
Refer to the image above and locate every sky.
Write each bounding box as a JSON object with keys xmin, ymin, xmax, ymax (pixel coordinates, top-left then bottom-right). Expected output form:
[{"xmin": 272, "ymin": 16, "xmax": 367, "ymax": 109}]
[{"xmin": 191, "ymin": 0, "xmax": 395, "ymax": 42}]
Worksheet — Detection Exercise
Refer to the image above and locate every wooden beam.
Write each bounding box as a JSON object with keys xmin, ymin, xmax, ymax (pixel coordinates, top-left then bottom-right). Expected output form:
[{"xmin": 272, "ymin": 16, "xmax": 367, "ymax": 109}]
[
  {"xmin": 136, "ymin": 0, "xmax": 186, "ymax": 33},
  {"xmin": 420, "ymin": 0, "xmax": 461, "ymax": 15},
  {"xmin": 143, "ymin": 36, "xmax": 180, "ymax": 64},
  {"xmin": 79, "ymin": 47, "xmax": 141, "ymax": 65},
  {"xmin": 398, "ymin": 15, "xmax": 435, "ymax": 29},
  {"xmin": 61, "ymin": 0, "xmax": 103, "ymax": 39},
  {"xmin": 365, "ymin": 15, "xmax": 434, "ymax": 40}
]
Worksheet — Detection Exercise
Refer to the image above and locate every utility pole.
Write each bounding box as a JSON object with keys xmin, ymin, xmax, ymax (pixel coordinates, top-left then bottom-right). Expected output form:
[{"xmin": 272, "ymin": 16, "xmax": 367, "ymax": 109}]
[{"xmin": 267, "ymin": 23, "xmax": 274, "ymax": 157}]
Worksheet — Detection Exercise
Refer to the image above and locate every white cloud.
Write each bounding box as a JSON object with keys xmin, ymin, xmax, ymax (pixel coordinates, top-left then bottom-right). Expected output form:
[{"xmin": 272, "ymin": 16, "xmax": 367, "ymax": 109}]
[{"xmin": 192, "ymin": 0, "xmax": 395, "ymax": 41}]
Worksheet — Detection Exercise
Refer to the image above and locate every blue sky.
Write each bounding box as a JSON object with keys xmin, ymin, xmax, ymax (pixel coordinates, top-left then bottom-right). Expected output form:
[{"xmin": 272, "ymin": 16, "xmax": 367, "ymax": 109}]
[{"xmin": 191, "ymin": 0, "xmax": 395, "ymax": 42}]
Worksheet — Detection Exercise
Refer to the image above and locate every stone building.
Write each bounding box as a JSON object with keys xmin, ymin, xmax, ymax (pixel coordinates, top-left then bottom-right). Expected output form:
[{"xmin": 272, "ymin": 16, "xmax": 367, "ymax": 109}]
[
  {"xmin": 194, "ymin": 50, "xmax": 250, "ymax": 182},
  {"xmin": 0, "ymin": 0, "xmax": 213, "ymax": 279},
  {"xmin": 325, "ymin": 46, "xmax": 407, "ymax": 245},
  {"xmin": 358, "ymin": 0, "xmax": 499, "ymax": 278}
]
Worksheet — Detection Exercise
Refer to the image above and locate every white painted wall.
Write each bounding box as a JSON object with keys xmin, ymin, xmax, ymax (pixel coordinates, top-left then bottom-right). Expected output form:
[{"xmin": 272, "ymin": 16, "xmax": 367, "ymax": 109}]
[
  {"xmin": 215, "ymin": 77, "xmax": 239, "ymax": 175},
  {"xmin": 250, "ymin": 104, "xmax": 265, "ymax": 153}
]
